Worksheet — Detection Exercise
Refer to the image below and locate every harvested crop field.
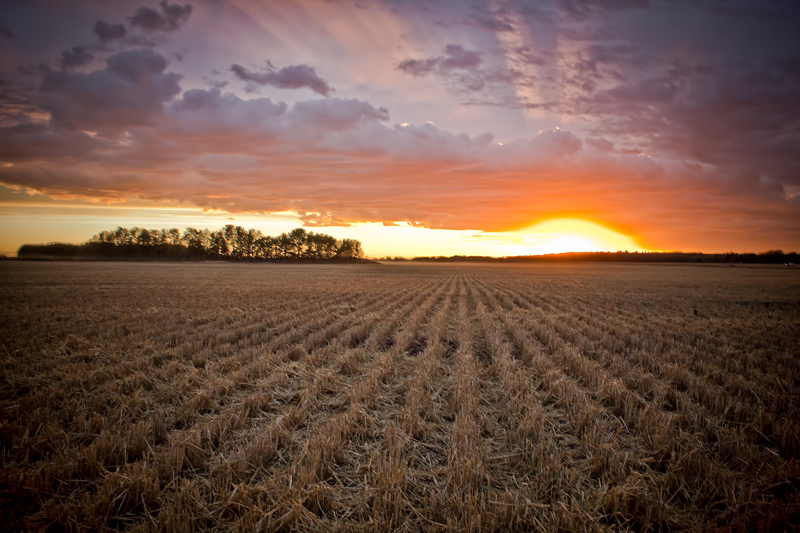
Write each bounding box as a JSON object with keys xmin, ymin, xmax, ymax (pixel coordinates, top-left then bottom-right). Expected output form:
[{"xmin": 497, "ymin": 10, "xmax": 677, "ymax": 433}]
[{"xmin": 1, "ymin": 261, "xmax": 799, "ymax": 531}]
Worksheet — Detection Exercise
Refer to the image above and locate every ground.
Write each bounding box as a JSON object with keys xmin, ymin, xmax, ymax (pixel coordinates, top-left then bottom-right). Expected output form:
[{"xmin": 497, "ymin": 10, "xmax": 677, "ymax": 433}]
[{"xmin": 1, "ymin": 261, "xmax": 799, "ymax": 531}]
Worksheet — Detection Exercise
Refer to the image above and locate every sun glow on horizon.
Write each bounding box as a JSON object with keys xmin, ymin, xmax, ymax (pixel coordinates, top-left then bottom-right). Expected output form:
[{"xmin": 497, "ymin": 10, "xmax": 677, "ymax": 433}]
[
  {"xmin": 336, "ymin": 218, "xmax": 647, "ymax": 258},
  {"xmin": 504, "ymin": 218, "xmax": 647, "ymax": 256},
  {"xmin": 0, "ymin": 190, "xmax": 649, "ymax": 258}
]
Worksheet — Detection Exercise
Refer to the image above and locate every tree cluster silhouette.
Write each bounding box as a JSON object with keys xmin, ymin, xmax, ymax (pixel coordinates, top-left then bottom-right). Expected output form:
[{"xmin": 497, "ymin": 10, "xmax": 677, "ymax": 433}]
[
  {"xmin": 17, "ymin": 225, "xmax": 365, "ymax": 261},
  {"xmin": 408, "ymin": 250, "xmax": 800, "ymax": 264}
]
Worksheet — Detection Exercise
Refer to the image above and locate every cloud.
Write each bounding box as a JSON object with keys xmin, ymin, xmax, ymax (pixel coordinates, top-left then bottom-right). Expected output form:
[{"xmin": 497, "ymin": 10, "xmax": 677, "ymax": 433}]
[
  {"xmin": 204, "ymin": 78, "xmax": 228, "ymax": 89},
  {"xmin": 93, "ymin": 20, "xmax": 127, "ymax": 42},
  {"xmin": 290, "ymin": 98, "xmax": 388, "ymax": 131},
  {"xmin": 0, "ymin": 122, "xmax": 110, "ymax": 164},
  {"xmin": 1, "ymin": 90, "xmax": 797, "ymax": 252},
  {"xmin": 573, "ymin": 60, "xmax": 800, "ymax": 188},
  {"xmin": 500, "ymin": 129, "xmax": 583, "ymax": 166},
  {"xmin": 560, "ymin": 0, "xmax": 650, "ymax": 19},
  {"xmin": 230, "ymin": 63, "xmax": 333, "ymax": 97},
  {"xmin": 514, "ymin": 47, "xmax": 546, "ymax": 66},
  {"xmin": 470, "ymin": 14, "xmax": 513, "ymax": 33},
  {"xmin": 398, "ymin": 44, "xmax": 482, "ymax": 77},
  {"xmin": 586, "ymin": 137, "xmax": 615, "ymax": 152},
  {"xmin": 465, "ymin": 4, "xmax": 515, "ymax": 33},
  {"xmin": 38, "ymin": 49, "xmax": 182, "ymax": 132},
  {"xmin": 170, "ymin": 88, "xmax": 287, "ymax": 136},
  {"xmin": 169, "ymin": 89, "xmax": 388, "ymax": 144},
  {"xmin": 59, "ymin": 46, "xmax": 95, "ymax": 69},
  {"xmin": 0, "ymin": 80, "xmax": 41, "ymax": 127},
  {"xmin": 397, "ymin": 44, "xmax": 530, "ymax": 97},
  {"xmin": 439, "ymin": 0, "xmax": 800, "ymax": 208},
  {"xmin": 129, "ymin": 1, "xmax": 193, "ymax": 32}
]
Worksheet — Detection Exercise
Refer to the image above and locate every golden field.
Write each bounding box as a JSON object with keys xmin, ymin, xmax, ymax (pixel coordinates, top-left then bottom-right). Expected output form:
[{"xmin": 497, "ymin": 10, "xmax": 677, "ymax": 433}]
[{"xmin": 1, "ymin": 261, "xmax": 798, "ymax": 531}]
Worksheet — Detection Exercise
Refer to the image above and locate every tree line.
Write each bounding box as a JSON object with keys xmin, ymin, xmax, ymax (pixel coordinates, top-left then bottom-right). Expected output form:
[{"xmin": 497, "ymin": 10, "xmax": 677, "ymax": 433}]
[
  {"xmin": 16, "ymin": 225, "xmax": 366, "ymax": 261},
  {"xmin": 407, "ymin": 250, "xmax": 800, "ymax": 264}
]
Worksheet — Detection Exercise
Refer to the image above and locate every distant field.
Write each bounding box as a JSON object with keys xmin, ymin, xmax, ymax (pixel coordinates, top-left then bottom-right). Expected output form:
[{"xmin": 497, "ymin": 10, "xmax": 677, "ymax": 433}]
[{"xmin": 1, "ymin": 261, "xmax": 799, "ymax": 531}]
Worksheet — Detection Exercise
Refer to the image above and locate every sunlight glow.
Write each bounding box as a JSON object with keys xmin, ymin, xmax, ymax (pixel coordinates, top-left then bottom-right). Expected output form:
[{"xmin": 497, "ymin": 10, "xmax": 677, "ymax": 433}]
[
  {"xmin": 508, "ymin": 219, "xmax": 646, "ymax": 255},
  {"xmin": 334, "ymin": 218, "xmax": 646, "ymax": 258},
  {"xmin": 0, "ymin": 184, "xmax": 648, "ymax": 258}
]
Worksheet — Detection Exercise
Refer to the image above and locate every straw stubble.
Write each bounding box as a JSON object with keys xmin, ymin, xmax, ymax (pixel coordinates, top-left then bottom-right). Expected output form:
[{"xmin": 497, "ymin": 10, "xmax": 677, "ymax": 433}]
[{"xmin": 1, "ymin": 261, "xmax": 798, "ymax": 531}]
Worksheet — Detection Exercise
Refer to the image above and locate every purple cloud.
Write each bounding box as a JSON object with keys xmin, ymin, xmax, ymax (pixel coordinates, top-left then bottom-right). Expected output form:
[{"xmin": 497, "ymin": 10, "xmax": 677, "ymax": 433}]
[
  {"xmin": 39, "ymin": 49, "xmax": 182, "ymax": 132},
  {"xmin": 93, "ymin": 20, "xmax": 127, "ymax": 42},
  {"xmin": 398, "ymin": 44, "xmax": 530, "ymax": 98},
  {"xmin": 230, "ymin": 63, "xmax": 333, "ymax": 97},
  {"xmin": 129, "ymin": 1, "xmax": 193, "ymax": 32},
  {"xmin": 398, "ymin": 44, "xmax": 482, "ymax": 77},
  {"xmin": 59, "ymin": 46, "xmax": 95, "ymax": 69}
]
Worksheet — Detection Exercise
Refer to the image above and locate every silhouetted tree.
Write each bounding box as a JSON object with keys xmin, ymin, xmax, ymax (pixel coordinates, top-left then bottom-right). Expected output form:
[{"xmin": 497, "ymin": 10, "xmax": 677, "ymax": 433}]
[
  {"xmin": 184, "ymin": 227, "xmax": 210, "ymax": 253},
  {"xmin": 306, "ymin": 232, "xmax": 338, "ymax": 258},
  {"xmin": 283, "ymin": 228, "xmax": 307, "ymax": 258},
  {"xmin": 336, "ymin": 238, "xmax": 363, "ymax": 259},
  {"xmin": 24, "ymin": 225, "xmax": 367, "ymax": 262},
  {"xmin": 255, "ymin": 235, "xmax": 279, "ymax": 258},
  {"xmin": 208, "ymin": 230, "xmax": 229, "ymax": 256},
  {"xmin": 137, "ymin": 228, "xmax": 154, "ymax": 246}
]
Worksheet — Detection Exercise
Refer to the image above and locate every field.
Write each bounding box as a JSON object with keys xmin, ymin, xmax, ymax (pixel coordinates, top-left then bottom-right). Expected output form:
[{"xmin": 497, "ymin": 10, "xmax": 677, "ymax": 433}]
[{"xmin": 1, "ymin": 261, "xmax": 799, "ymax": 532}]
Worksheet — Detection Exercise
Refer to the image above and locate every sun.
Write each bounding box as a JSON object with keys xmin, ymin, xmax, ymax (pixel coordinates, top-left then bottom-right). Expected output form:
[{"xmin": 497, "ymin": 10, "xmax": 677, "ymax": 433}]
[{"xmin": 508, "ymin": 218, "xmax": 646, "ymax": 255}]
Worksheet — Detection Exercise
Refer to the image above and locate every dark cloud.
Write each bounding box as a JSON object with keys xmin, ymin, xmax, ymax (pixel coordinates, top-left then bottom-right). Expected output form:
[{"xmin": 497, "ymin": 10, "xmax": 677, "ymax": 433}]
[
  {"xmin": 172, "ymin": 87, "xmax": 225, "ymax": 111},
  {"xmin": 441, "ymin": 0, "xmax": 800, "ymax": 206},
  {"xmin": 129, "ymin": 1, "xmax": 193, "ymax": 32},
  {"xmin": 0, "ymin": 122, "xmax": 110, "ymax": 164},
  {"xmin": 568, "ymin": 58, "xmax": 800, "ymax": 195},
  {"xmin": 559, "ymin": 0, "xmax": 650, "ymax": 19},
  {"xmin": 0, "ymin": 80, "xmax": 40, "ymax": 127},
  {"xmin": 0, "ymin": 21, "xmax": 14, "ymax": 39},
  {"xmin": 204, "ymin": 78, "xmax": 228, "ymax": 89},
  {"xmin": 398, "ymin": 44, "xmax": 482, "ymax": 77},
  {"xmin": 514, "ymin": 47, "xmax": 546, "ymax": 66},
  {"xmin": 396, "ymin": 57, "xmax": 437, "ymax": 77},
  {"xmin": 465, "ymin": 4, "xmax": 515, "ymax": 33},
  {"xmin": 604, "ymin": 76, "xmax": 677, "ymax": 104},
  {"xmin": 93, "ymin": 20, "xmax": 127, "ymax": 42},
  {"xmin": 441, "ymin": 44, "xmax": 482, "ymax": 69},
  {"xmin": 398, "ymin": 45, "xmax": 533, "ymax": 99},
  {"xmin": 59, "ymin": 46, "xmax": 95, "ymax": 70},
  {"xmin": 171, "ymin": 89, "xmax": 386, "ymax": 137},
  {"xmin": 587, "ymin": 43, "xmax": 649, "ymax": 67},
  {"xmin": 470, "ymin": 14, "xmax": 514, "ymax": 32},
  {"xmin": 230, "ymin": 63, "xmax": 333, "ymax": 96},
  {"xmin": 39, "ymin": 49, "xmax": 182, "ymax": 132}
]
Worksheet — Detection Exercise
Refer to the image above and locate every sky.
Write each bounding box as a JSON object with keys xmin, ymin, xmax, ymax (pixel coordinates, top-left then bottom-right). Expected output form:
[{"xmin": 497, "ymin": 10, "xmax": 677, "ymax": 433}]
[{"xmin": 0, "ymin": 0, "xmax": 799, "ymax": 257}]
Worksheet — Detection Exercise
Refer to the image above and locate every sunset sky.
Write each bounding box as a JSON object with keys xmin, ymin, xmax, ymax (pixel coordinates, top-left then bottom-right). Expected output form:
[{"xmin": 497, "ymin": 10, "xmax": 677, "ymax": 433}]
[{"xmin": 1, "ymin": 0, "xmax": 798, "ymax": 257}]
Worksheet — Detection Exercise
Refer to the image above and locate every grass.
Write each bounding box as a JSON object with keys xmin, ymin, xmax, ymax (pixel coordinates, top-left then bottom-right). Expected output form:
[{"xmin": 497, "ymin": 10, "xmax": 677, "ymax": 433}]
[{"xmin": 1, "ymin": 261, "xmax": 799, "ymax": 531}]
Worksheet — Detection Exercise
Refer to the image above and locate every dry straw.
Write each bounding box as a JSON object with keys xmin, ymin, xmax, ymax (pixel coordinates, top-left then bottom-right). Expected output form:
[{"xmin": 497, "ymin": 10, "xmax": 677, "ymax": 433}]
[{"xmin": 1, "ymin": 261, "xmax": 798, "ymax": 531}]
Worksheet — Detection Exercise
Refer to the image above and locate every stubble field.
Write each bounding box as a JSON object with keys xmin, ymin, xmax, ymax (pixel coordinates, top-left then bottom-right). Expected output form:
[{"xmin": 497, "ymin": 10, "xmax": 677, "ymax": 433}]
[{"xmin": 1, "ymin": 261, "xmax": 799, "ymax": 532}]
